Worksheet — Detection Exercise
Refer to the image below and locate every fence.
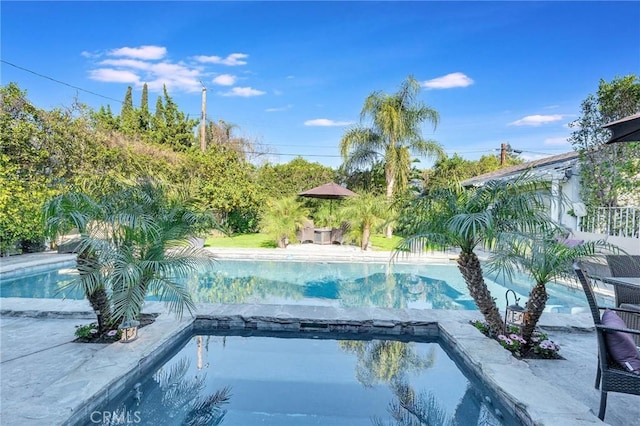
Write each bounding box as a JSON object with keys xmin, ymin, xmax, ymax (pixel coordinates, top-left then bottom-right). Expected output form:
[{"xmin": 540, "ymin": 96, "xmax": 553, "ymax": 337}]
[{"xmin": 578, "ymin": 207, "xmax": 640, "ymax": 238}]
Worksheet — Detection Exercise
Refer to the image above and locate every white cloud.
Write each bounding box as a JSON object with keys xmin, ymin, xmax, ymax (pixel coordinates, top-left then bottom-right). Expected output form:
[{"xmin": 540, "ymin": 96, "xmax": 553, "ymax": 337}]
[
  {"xmin": 266, "ymin": 104, "xmax": 293, "ymax": 112},
  {"xmin": 194, "ymin": 53, "xmax": 248, "ymax": 66},
  {"xmin": 100, "ymin": 59, "xmax": 152, "ymax": 70},
  {"xmin": 421, "ymin": 72, "xmax": 474, "ymax": 89},
  {"xmin": 89, "ymin": 69, "xmax": 141, "ymax": 84},
  {"xmin": 212, "ymin": 74, "xmax": 236, "ymax": 86},
  {"xmin": 144, "ymin": 62, "xmax": 202, "ymax": 92},
  {"xmin": 544, "ymin": 137, "xmax": 569, "ymax": 146},
  {"xmin": 108, "ymin": 45, "xmax": 167, "ymax": 60},
  {"xmin": 304, "ymin": 118, "xmax": 354, "ymax": 127},
  {"xmin": 220, "ymin": 87, "xmax": 266, "ymax": 97},
  {"xmin": 273, "ymin": 89, "xmax": 283, "ymax": 96},
  {"xmin": 86, "ymin": 47, "xmax": 253, "ymax": 93},
  {"xmin": 509, "ymin": 114, "xmax": 563, "ymax": 126}
]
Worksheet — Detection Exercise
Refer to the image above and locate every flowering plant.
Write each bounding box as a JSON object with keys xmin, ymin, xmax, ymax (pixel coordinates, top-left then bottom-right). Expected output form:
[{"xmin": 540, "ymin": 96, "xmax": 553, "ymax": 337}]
[
  {"xmin": 471, "ymin": 321, "xmax": 561, "ymax": 359},
  {"xmin": 75, "ymin": 323, "xmax": 121, "ymax": 341},
  {"xmin": 497, "ymin": 333, "xmax": 527, "ymax": 358},
  {"xmin": 530, "ymin": 332, "xmax": 561, "ymax": 359}
]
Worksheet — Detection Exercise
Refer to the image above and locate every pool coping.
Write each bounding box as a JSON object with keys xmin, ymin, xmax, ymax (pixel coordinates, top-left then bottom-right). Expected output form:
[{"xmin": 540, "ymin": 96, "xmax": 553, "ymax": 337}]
[{"xmin": 0, "ymin": 299, "xmax": 603, "ymax": 426}]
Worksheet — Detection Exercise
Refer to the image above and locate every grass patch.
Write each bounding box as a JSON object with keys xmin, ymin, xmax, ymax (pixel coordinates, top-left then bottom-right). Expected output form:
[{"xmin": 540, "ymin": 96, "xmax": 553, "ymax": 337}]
[
  {"xmin": 206, "ymin": 232, "xmax": 406, "ymax": 251},
  {"xmin": 205, "ymin": 233, "xmax": 276, "ymax": 248},
  {"xmin": 369, "ymin": 234, "xmax": 404, "ymax": 251}
]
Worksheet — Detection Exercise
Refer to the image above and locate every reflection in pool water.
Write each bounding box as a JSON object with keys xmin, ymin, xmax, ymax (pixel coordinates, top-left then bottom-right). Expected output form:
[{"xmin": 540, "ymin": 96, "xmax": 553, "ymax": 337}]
[
  {"xmin": 1, "ymin": 260, "xmax": 598, "ymax": 312},
  {"xmin": 97, "ymin": 332, "xmax": 516, "ymax": 426}
]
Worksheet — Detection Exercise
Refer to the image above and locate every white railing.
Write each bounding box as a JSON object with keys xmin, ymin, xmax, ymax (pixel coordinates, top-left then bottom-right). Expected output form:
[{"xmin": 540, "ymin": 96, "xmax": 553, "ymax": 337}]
[{"xmin": 578, "ymin": 207, "xmax": 640, "ymax": 238}]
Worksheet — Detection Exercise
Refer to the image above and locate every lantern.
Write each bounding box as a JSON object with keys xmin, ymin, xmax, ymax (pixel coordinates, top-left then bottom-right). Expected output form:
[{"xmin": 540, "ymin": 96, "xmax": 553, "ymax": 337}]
[
  {"xmin": 504, "ymin": 290, "xmax": 527, "ymax": 334},
  {"xmin": 119, "ymin": 320, "xmax": 140, "ymax": 343}
]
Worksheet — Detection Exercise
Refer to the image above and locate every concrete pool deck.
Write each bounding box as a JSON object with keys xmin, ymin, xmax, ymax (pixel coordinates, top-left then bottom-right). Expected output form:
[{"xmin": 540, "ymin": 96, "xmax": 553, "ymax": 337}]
[{"xmin": 1, "ymin": 249, "xmax": 639, "ymax": 425}]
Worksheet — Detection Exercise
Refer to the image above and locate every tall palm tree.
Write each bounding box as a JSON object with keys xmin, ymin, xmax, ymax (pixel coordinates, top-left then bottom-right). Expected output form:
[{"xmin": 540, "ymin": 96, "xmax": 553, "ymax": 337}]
[
  {"xmin": 488, "ymin": 234, "xmax": 615, "ymax": 349},
  {"xmin": 398, "ymin": 175, "xmax": 555, "ymax": 334},
  {"xmin": 340, "ymin": 75, "xmax": 444, "ymax": 237},
  {"xmin": 339, "ymin": 192, "xmax": 389, "ymax": 250}
]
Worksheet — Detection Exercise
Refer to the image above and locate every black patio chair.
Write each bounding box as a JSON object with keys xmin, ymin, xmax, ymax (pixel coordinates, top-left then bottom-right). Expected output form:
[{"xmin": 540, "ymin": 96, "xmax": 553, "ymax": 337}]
[
  {"xmin": 574, "ymin": 262, "xmax": 640, "ymax": 420},
  {"xmin": 605, "ymin": 255, "xmax": 640, "ymax": 306}
]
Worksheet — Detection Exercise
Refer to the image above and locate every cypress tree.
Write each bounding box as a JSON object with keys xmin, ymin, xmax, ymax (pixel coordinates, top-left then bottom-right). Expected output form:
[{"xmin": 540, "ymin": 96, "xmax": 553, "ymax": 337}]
[
  {"xmin": 120, "ymin": 86, "xmax": 137, "ymax": 133},
  {"xmin": 139, "ymin": 83, "xmax": 150, "ymax": 131}
]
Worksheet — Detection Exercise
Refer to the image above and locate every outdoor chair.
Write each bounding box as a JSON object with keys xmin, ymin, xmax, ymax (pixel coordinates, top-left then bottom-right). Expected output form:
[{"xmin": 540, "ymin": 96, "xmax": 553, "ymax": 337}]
[
  {"xmin": 604, "ymin": 255, "xmax": 640, "ymax": 342},
  {"xmin": 606, "ymin": 255, "xmax": 640, "ymax": 278},
  {"xmin": 573, "ymin": 263, "xmax": 640, "ymax": 420},
  {"xmin": 297, "ymin": 220, "xmax": 315, "ymax": 244},
  {"xmin": 330, "ymin": 221, "xmax": 350, "ymax": 245}
]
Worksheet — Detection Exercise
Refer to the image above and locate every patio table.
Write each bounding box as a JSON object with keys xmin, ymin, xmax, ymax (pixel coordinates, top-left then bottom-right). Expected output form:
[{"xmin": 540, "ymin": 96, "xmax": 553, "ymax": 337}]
[{"xmin": 313, "ymin": 227, "xmax": 332, "ymax": 245}]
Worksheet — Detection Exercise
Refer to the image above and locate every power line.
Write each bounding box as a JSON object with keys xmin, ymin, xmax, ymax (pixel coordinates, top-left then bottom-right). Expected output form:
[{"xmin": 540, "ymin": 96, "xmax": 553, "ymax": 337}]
[{"xmin": 1, "ymin": 59, "xmax": 125, "ymax": 104}]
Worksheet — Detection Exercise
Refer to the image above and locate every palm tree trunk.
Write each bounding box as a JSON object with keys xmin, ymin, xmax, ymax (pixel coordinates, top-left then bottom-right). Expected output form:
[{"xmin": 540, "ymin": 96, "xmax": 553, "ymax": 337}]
[
  {"xmin": 77, "ymin": 250, "xmax": 113, "ymax": 333},
  {"xmin": 362, "ymin": 225, "xmax": 371, "ymax": 250},
  {"xmin": 523, "ymin": 282, "xmax": 548, "ymax": 350},
  {"xmin": 88, "ymin": 287, "xmax": 113, "ymax": 333},
  {"xmin": 457, "ymin": 252, "xmax": 504, "ymax": 334},
  {"xmin": 385, "ymin": 169, "xmax": 394, "ymax": 238}
]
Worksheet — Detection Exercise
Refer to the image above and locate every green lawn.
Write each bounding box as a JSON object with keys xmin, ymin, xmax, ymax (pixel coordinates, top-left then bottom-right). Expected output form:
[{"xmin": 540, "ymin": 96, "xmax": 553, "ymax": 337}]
[
  {"xmin": 206, "ymin": 232, "xmax": 405, "ymax": 251},
  {"xmin": 205, "ymin": 233, "xmax": 276, "ymax": 248},
  {"xmin": 369, "ymin": 234, "xmax": 404, "ymax": 251}
]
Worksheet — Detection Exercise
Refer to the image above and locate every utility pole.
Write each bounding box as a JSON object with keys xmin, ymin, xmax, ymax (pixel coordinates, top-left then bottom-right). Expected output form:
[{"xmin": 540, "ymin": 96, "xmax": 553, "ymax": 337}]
[
  {"xmin": 200, "ymin": 81, "xmax": 207, "ymax": 153},
  {"xmin": 500, "ymin": 142, "xmax": 507, "ymax": 166}
]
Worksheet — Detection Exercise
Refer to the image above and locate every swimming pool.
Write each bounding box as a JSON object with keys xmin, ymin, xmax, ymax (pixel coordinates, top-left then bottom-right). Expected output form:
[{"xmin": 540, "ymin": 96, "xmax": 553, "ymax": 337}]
[
  {"xmin": 0, "ymin": 259, "xmax": 599, "ymax": 312},
  {"xmin": 92, "ymin": 330, "xmax": 518, "ymax": 426}
]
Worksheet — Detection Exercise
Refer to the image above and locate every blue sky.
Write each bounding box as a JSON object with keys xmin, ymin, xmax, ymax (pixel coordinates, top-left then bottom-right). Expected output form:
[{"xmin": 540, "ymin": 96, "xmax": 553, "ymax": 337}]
[{"xmin": 2, "ymin": 1, "xmax": 639, "ymax": 168}]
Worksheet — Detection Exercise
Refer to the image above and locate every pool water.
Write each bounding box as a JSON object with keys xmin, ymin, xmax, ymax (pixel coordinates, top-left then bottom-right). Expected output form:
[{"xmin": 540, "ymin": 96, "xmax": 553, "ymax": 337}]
[
  {"xmin": 0, "ymin": 260, "xmax": 600, "ymax": 312},
  {"xmin": 95, "ymin": 331, "xmax": 518, "ymax": 426}
]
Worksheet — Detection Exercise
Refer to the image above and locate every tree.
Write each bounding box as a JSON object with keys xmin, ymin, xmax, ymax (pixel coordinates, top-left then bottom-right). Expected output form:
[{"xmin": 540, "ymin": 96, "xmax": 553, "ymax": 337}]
[
  {"xmin": 398, "ymin": 175, "xmax": 554, "ymax": 334},
  {"xmin": 340, "ymin": 76, "xmax": 444, "ymax": 237},
  {"xmin": 422, "ymin": 153, "xmax": 523, "ymax": 191},
  {"xmin": 120, "ymin": 85, "xmax": 138, "ymax": 133},
  {"xmin": 488, "ymin": 234, "xmax": 613, "ymax": 350},
  {"xmin": 258, "ymin": 196, "xmax": 309, "ymax": 248},
  {"xmin": 339, "ymin": 192, "xmax": 389, "ymax": 250},
  {"xmin": 44, "ymin": 191, "xmax": 115, "ymax": 332},
  {"xmin": 44, "ymin": 178, "xmax": 218, "ymax": 331},
  {"xmin": 156, "ymin": 85, "xmax": 198, "ymax": 151},
  {"xmin": 569, "ymin": 75, "xmax": 640, "ymax": 208},
  {"xmin": 256, "ymin": 157, "xmax": 336, "ymax": 200},
  {"xmin": 139, "ymin": 83, "xmax": 150, "ymax": 132},
  {"xmin": 0, "ymin": 155, "xmax": 53, "ymax": 254}
]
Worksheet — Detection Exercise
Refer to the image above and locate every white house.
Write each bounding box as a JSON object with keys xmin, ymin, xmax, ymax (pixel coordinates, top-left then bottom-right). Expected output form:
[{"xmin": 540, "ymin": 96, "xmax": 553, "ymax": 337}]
[{"xmin": 461, "ymin": 151, "xmax": 639, "ymax": 255}]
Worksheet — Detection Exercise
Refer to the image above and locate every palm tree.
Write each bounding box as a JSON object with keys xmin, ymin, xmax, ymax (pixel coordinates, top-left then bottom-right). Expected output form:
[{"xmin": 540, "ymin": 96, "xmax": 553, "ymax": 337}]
[
  {"xmin": 258, "ymin": 196, "xmax": 309, "ymax": 248},
  {"xmin": 44, "ymin": 192, "xmax": 114, "ymax": 332},
  {"xmin": 103, "ymin": 179, "xmax": 217, "ymax": 324},
  {"xmin": 488, "ymin": 234, "xmax": 615, "ymax": 349},
  {"xmin": 339, "ymin": 192, "xmax": 389, "ymax": 250},
  {"xmin": 398, "ymin": 174, "xmax": 555, "ymax": 334},
  {"xmin": 45, "ymin": 178, "xmax": 217, "ymax": 329},
  {"xmin": 340, "ymin": 75, "xmax": 444, "ymax": 237}
]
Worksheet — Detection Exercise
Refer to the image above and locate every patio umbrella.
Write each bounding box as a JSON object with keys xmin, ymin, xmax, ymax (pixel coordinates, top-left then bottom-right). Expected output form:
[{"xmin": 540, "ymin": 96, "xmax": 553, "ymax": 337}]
[
  {"xmin": 603, "ymin": 113, "xmax": 640, "ymax": 144},
  {"xmin": 299, "ymin": 182, "xmax": 357, "ymax": 227}
]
